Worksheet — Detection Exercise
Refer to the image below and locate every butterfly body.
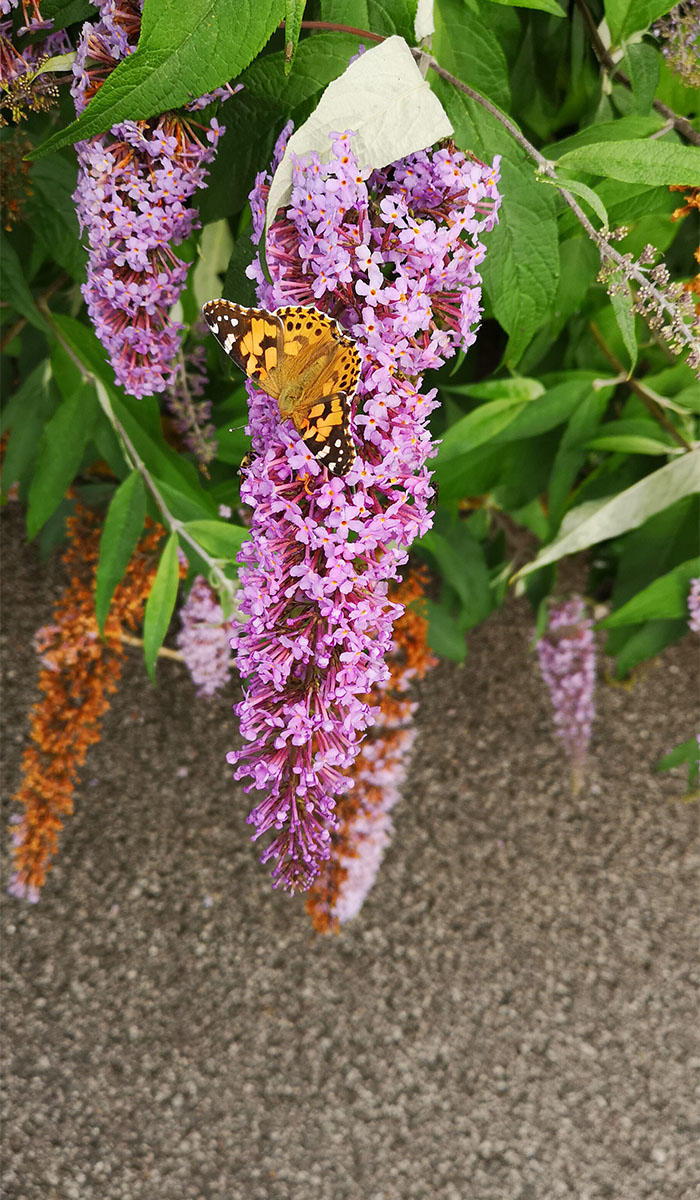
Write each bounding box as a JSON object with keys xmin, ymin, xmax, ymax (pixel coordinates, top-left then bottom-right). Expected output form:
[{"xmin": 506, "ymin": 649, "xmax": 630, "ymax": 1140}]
[{"xmin": 202, "ymin": 300, "xmax": 360, "ymax": 476}]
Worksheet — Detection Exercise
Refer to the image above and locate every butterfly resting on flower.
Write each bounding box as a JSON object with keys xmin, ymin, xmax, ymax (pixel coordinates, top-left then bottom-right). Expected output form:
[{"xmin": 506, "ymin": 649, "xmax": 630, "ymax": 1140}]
[{"xmin": 202, "ymin": 301, "xmax": 360, "ymax": 476}]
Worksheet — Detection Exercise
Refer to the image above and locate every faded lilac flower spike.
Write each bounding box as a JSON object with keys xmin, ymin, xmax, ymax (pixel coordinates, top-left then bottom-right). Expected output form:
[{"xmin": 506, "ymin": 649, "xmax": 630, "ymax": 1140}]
[
  {"xmin": 536, "ymin": 596, "xmax": 596, "ymax": 795},
  {"xmin": 688, "ymin": 577, "xmax": 700, "ymax": 633},
  {"xmin": 177, "ymin": 576, "xmax": 233, "ymax": 698},
  {"xmin": 222, "ymin": 125, "xmax": 501, "ymax": 891}
]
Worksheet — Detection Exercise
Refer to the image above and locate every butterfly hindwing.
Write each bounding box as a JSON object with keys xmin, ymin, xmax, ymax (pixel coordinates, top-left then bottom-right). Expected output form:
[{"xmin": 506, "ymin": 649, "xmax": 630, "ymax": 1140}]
[
  {"xmin": 298, "ymin": 393, "xmax": 355, "ymax": 476},
  {"xmin": 202, "ymin": 300, "xmax": 360, "ymax": 476}
]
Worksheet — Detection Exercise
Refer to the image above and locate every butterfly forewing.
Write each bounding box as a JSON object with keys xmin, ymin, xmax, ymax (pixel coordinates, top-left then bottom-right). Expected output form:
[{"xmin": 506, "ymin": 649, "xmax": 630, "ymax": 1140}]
[
  {"xmin": 202, "ymin": 300, "xmax": 284, "ymax": 396},
  {"xmin": 202, "ymin": 300, "xmax": 360, "ymax": 476}
]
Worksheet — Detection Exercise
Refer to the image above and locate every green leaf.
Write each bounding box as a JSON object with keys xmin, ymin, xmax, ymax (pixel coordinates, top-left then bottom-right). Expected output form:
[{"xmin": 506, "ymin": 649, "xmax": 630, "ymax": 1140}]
[
  {"xmin": 655, "ymin": 736, "xmax": 699, "ymax": 777},
  {"xmin": 1, "ymin": 363, "xmax": 57, "ymax": 499},
  {"xmin": 608, "ymin": 275, "xmax": 638, "ymax": 372},
  {"xmin": 143, "ymin": 531, "xmax": 180, "ymax": 682},
  {"xmin": 284, "ymin": 0, "xmax": 306, "ymax": 73},
  {"xmin": 418, "ymin": 529, "xmax": 492, "ymax": 626},
  {"xmin": 548, "ymin": 388, "xmax": 612, "ymax": 532},
  {"xmin": 222, "ymin": 231, "xmax": 259, "ymax": 308},
  {"xmin": 556, "ymin": 140, "xmax": 700, "ymax": 186},
  {"xmin": 423, "ymin": 598, "xmax": 468, "ymax": 662},
  {"xmin": 183, "ymin": 518, "xmax": 248, "ymax": 559},
  {"xmin": 614, "ymin": 617, "xmax": 688, "ymax": 677},
  {"xmin": 480, "ymin": 157, "xmax": 560, "ymax": 364},
  {"xmin": 436, "ymin": 394, "xmax": 534, "ymax": 466},
  {"xmin": 25, "ymin": 157, "xmax": 87, "ymax": 282},
  {"xmin": 191, "ymin": 219, "xmax": 234, "ymax": 310},
  {"xmin": 321, "ymin": 0, "xmax": 418, "ymax": 41},
  {"xmin": 605, "ymin": 0, "xmax": 677, "ymax": 43},
  {"xmin": 96, "ymin": 471, "xmax": 147, "ymax": 634},
  {"xmin": 41, "ymin": 0, "xmax": 94, "ymax": 29},
  {"xmin": 493, "ymin": 375, "xmax": 600, "ymax": 442},
  {"xmin": 541, "ymin": 174, "xmax": 609, "ymax": 229},
  {"xmin": 433, "ymin": 0, "xmax": 511, "ymax": 110},
  {"xmin": 548, "ymin": 115, "xmax": 665, "ymax": 159},
  {"xmin": 0, "ymin": 232, "xmax": 50, "ymax": 333},
  {"xmin": 26, "ymin": 385, "xmax": 97, "ymax": 539},
  {"xmin": 34, "ymin": 0, "xmax": 286, "ymax": 159},
  {"xmin": 199, "ymin": 33, "xmax": 361, "ymax": 222},
  {"xmin": 488, "ymin": 0, "xmax": 563, "ymax": 13},
  {"xmin": 519, "ymin": 449, "xmax": 700, "ymax": 577},
  {"xmin": 624, "ymin": 41, "xmax": 660, "ymax": 114},
  {"xmin": 599, "ymin": 557, "xmax": 700, "ymax": 627},
  {"xmin": 265, "ymin": 35, "xmax": 452, "ymax": 236},
  {"xmin": 587, "ymin": 435, "xmax": 680, "ymax": 456}
]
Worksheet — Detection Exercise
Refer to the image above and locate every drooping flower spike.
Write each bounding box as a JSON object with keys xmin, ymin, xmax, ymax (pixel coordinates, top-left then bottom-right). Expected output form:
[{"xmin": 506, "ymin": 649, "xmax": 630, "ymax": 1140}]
[{"xmin": 218, "ymin": 126, "xmax": 501, "ymax": 891}]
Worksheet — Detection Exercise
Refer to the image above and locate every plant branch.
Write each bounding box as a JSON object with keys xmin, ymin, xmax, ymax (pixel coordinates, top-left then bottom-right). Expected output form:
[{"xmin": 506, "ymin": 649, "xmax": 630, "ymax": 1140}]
[
  {"xmin": 589, "ymin": 321, "xmax": 694, "ymax": 451},
  {"xmin": 574, "ymin": 0, "xmax": 700, "ymax": 146},
  {"xmin": 120, "ymin": 632, "xmax": 184, "ymax": 661},
  {"xmin": 36, "ymin": 299, "xmax": 242, "ymax": 608},
  {"xmin": 298, "ymin": 20, "xmax": 384, "ymax": 43},
  {"xmin": 424, "ymin": 59, "xmax": 700, "ymax": 363}
]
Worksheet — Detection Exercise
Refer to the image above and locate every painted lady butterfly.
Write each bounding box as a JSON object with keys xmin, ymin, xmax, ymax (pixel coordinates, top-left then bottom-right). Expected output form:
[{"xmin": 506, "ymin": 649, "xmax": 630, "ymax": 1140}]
[{"xmin": 202, "ymin": 301, "xmax": 360, "ymax": 476}]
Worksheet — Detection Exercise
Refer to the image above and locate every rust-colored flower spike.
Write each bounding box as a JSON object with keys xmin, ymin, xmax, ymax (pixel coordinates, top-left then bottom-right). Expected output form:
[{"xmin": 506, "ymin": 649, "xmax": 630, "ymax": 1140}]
[
  {"xmin": 8, "ymin": 505, "xmax": 168, "ymax": 900},
  {"xmin": 306, "ymin": 569, "xmax": 437, "ymax": 933},
  {"xmin": 670, "ymin": 186, "xmax": 700, "ymax": 314}
]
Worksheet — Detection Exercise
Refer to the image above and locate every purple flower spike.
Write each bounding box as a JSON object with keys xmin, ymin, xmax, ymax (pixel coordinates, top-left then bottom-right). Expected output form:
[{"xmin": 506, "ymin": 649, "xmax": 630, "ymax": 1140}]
[
  {"xmin": 536, "ymin": 596, "xmax": 596, "ymax": 794},
  {"xmin": 71, "ymin": 0, "xmax": 234, "ymax": 398},
  {"xmin": 227, "ymin": 127, "xmax": 501, "ymax": 891}
]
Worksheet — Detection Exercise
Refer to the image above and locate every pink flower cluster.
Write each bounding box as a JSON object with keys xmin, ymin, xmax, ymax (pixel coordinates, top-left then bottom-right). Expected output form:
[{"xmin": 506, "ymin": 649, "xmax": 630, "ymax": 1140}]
[
  {"xmin": 71, "ymin": 0, "xmax": 232, "ymax": 397},
  {"xmin": 536, "ymin": 596, "xmax": 596, "ymax": 789},
  {"xmin": 177, "ymin": 576, "xmax": 233, "ymax": 697},
  {"xmin": 228, "ymin": 127, "xmax": 500, "ymax": 891}
]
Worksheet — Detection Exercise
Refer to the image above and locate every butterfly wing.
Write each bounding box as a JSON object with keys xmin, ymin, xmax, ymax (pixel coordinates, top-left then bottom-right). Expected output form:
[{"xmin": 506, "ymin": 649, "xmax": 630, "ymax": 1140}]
[
  {"xmin": 201, "ymin": 300, "xmax": 284, "ymax": 397},
  {"xmin": 202, "ymin": 301, "xmax": 360, "ymax": 476},
  {"xmin": 275, "ymin": 306, "xmax": 361, "ymax": 403},
  {"xmin": 297, "ymin": 393, "xmax": 355, "ymax": 475}
]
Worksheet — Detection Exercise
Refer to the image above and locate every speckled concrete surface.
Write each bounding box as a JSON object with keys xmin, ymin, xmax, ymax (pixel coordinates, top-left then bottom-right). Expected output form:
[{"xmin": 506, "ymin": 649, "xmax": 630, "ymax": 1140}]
[{"xmin": 2, "ymin": 506, "xmax": 699, "ymax": 1200}]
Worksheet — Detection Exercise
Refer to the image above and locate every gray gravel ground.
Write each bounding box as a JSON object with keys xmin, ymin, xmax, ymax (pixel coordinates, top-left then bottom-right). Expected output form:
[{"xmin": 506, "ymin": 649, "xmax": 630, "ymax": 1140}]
[{"xmin": 2, "ymin": 505, "xmax": 699, "ymax": 1200}]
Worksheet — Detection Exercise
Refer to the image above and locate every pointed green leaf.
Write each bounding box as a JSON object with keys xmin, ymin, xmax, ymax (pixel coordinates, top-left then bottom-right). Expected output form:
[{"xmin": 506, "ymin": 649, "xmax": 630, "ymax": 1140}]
[
  {"xmin": 556, "ymin": 139, "xmax": 700, "ymax": 186},
  {"xmin": 143, "ymin": 532, "xmax": 180, "ymax": 681},
  {"xmin": 479, "ymin": 157, "xmax": 560, "ymax": 364},
  {"xmin": 655, "ymin": 736, "xmax": 700, "ymax": 778},
  {"xmin": 436, "ymin": 394, "xmax": 534, "ymax": 468},
  {"xmin": 284, "ymin": 0, "xmax": 305, "ymax": 73},
  {"xmin": 1, "ymin": 363, "xmax": 57, "ymax": 499},
  {"xmin": 488, "ymin": 0, "xmax": 563, "ymax": 13},
  {"xmin": 433, "ymin": 0, "xmax": 511, "ymax": 109},
  {"xmin": 624, "ymin": 41, "xmax": 660, "ymax": 114},
  {"xmin": 519, "ymin": 449, "xmax": 700, "ymax": 577},
  {"xmin": 0, "ymin": 232, "xmax": 50, "ymax": 333},
  {"xmin": 321, "ymin": 0, "xmax": 419, "ymax": 41},
  {"xmin": 540, "ymin": 174, "xmax": 610, "ymax": 229},
  {"xmin": 26, "ymin": 385, "xmax": 97, "ymax": 539},
  {"xmin": 424, "ymin": 598, "xmax": 468, "ymax": 663},
  {"xmin": 608, "ymin": 275, "xmax": 638, "ymax": 372},
  {"xmin": 599, "ymin": 557, "xmax": 700, "ymax": 628},
  {"xmin": 605, "ymin": 0, "xmax": 678, "ymax": 43},
  {"xmin": 96, "ymin": 471, "xmax": 147, "ymax": 634},
  {"xmin": 183, "ymin": 518, "xmax": 248, "ymax": 559}
]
